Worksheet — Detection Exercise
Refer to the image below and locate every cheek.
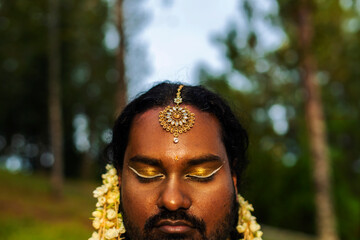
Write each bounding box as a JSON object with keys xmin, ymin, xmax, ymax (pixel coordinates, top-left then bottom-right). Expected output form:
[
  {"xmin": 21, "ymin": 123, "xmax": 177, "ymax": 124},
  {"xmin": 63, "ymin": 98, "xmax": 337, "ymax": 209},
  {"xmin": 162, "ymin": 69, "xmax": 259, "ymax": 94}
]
[
  {"xmin": 191, "ymin": 176, "xmax": 235, "ymax": 228},
  {"xmin": 121, "ymin": 174, "xmax": 158, "ymax": 228}
]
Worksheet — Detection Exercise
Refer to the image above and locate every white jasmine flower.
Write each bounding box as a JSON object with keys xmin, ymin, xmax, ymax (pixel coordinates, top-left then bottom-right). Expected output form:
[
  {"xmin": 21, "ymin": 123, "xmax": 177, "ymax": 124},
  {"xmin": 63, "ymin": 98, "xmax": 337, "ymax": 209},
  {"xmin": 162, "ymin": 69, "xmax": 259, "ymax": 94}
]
[
  {"xmin": 92, "ymin": 218, "xmax": 101, "ymax": 229},
  {"xmin": 255, "ymin": 231, "xmax": 263, "ymax": 237},
  {"xmin": 106, "ymin": 209, "xmax": 117, "ymax": 220},
  {"xmin": 236, "ymin": 224, "xmax": 246, "ymax": 233},
  {"xmin": 93, "ymin": 185, "xmax": 108, "ymax": 198},
  {"xmin": 107, "ymin": 191, "xmax": 119, "ymax": 204},
  {"xmin": 88, "ymin": 231, "xmax": 99, "ymax": 240},
  {"xmin": 237, "ymin": 194, "xmax": 263, "ymax": 240},
  {"xmin": 104, "ymin": 227, "xmax": 119, "ymax": 239},
  {"xmin": 92, "ymin": 210, "xmax": 103, "ymax": 218},
  {"xmin": 118, "ymin": 220, "xmax": 126, "ymax": 234},
  {"xmin": 250, "ymin": 222, "xmax": 261, "ymax": 232},
  {"xmin": 105, "ymin": 220, "xmax": 115, "ymax": 228},
  {"xmin": 89, "ymin": 165, "xmax": 125, "ymax": 240},
  {"xmin": 108, "ymin": 168, "xmax": 117, "ymax": 175},
  {"xmin": 98, "ymin": 196, "xmax": 106, "ymax": 205}
]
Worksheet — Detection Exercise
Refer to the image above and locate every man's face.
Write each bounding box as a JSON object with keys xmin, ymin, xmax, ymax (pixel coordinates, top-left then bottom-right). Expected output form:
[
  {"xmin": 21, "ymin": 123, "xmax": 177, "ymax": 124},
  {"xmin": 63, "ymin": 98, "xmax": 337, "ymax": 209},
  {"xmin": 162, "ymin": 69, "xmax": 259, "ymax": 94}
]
[{"xmin": 120, "ymin": 106, "xmax": 237, "ymax": 240}]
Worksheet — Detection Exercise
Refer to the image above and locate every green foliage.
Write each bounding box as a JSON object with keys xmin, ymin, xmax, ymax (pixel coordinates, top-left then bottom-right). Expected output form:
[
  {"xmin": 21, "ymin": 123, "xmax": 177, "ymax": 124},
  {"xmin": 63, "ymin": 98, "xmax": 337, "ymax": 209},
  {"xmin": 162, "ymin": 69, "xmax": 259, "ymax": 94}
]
[
  {"xmin": 200, "ymin": 0, "xmax": 360, "ymax": 239},
  {"xmin": 0, "ymin": 0, "xmax": 116, "ymax": 176}
]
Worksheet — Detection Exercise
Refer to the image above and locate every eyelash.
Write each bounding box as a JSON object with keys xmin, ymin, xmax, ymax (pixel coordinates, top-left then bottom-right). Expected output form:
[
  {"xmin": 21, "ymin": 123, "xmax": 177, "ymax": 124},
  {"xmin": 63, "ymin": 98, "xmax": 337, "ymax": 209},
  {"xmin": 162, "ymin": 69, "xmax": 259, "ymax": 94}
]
[
  {"xmin": 185, "ymin": 174, "xmax": 215, "ymax": 182},
  {"xmin": 136, "ymin": 174, "xmax": 215, "ymax": 183},
  {"xmin": 185, "ymin": 165, "xmax": 223, "ymax": 183},
  {"xmin": 128, "ymin": 166, "xmax": 165, "ymax": 183},
  {"xmin": 130, "ymin": 165, "xmax": 222, "ymax": 183},
  {"xmin": 135, "ymin": 175, "xmax": 164, "ymax": 183}
]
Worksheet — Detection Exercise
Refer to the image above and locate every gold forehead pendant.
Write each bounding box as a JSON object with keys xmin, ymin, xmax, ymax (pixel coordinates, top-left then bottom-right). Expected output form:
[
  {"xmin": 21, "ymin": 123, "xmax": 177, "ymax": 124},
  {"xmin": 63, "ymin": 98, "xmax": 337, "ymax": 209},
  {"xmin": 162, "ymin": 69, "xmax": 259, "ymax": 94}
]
[{"xmin": 159, "ymin": 85, "xmax": 195, "ymax": 143}]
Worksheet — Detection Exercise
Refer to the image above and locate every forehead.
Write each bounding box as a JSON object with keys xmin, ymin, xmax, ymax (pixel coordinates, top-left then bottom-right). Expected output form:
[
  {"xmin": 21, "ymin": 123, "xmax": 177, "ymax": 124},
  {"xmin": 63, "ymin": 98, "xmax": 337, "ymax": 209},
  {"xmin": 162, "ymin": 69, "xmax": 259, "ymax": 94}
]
[{"xmin": 124, "ymin": 106, "xmax": 228, "ymax": 164}]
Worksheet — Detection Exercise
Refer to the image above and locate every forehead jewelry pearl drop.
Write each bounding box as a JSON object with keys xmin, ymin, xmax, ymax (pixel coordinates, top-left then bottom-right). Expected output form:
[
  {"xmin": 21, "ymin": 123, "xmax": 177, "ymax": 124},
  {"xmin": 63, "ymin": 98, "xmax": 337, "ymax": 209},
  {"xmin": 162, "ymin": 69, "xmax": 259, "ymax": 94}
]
[{"xmin": 159, "ymin": 85, "xmax": 195, "ymax": 143}]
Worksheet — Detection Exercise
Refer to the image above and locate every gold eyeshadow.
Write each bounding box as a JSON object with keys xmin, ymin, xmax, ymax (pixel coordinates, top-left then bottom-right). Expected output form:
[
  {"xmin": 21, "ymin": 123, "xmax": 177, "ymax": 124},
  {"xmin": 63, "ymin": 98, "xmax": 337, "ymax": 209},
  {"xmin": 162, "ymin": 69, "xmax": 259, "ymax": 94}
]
[
  {"xmin": 128, "ymin": 165, "xmax": 164, "ymax": 179},
  {"xmin": 128, "ymin": 160, "xmax": 223, "ymax": 180},
  {"xmin": 185, "ymin": 163, "xmax": 223, "ymax": 179}
]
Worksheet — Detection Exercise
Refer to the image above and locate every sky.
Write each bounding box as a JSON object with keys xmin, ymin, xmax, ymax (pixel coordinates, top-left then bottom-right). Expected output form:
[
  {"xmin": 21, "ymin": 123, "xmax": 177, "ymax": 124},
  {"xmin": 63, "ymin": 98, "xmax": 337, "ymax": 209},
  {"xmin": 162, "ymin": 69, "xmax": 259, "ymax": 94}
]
[
  {"xmin": 104, "ymin": 0, "xmax": 284, "ymax": 99},
  {"xmin": 138, "ymin": 1, "xmax": 238, "ymax": 86},
  {"xmin": 124, "ymin": 0, "xmax": 240, "ymax": 98}
]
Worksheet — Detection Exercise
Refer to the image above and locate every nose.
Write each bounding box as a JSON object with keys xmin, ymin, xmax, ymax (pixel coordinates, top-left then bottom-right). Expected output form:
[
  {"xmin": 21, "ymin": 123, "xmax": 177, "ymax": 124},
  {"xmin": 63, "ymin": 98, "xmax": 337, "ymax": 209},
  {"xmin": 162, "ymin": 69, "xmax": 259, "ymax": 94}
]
[{"xmin": 157, "ymin": 176, "xmax": 191, "ymax": 211}]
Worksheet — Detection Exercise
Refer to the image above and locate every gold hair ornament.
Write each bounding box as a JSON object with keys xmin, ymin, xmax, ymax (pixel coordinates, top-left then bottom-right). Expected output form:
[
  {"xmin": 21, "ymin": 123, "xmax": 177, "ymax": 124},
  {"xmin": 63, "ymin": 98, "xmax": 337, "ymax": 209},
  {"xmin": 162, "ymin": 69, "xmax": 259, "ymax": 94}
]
[
  {"xmin": 89, "ymin": 164, "xmax": 125, "ymax": 240},
  {"xmin": 236, "ymin": 194, "xmax": 263, "ymax": 240},
  {"xmin": 159, "ymin": 85, "xmax": 195, "ymax": 143}
]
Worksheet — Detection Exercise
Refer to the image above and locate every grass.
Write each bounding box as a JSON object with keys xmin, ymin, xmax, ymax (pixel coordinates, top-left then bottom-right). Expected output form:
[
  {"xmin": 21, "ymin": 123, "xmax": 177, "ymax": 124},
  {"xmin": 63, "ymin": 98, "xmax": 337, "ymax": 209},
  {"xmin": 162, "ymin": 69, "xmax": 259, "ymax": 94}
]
[
  {"xmin": 0, "ymin": 170, "xmax": 96, "ymax": 240},
  {"xmin": 262, "ymin": 225, "xmax": 316, "ymax": 240},
  {"xmin": 0, "ymin": 170, "xmax": 316, "ymax": 240}
]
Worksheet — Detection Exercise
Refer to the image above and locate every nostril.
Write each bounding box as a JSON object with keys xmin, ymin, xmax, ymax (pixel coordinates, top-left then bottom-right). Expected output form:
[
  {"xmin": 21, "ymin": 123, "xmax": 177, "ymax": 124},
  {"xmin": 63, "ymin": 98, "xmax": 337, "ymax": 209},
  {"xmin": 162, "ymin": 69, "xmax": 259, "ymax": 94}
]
[{"xmin": 157, "ymin": 181, "xmax": 191, "ymax": 211}]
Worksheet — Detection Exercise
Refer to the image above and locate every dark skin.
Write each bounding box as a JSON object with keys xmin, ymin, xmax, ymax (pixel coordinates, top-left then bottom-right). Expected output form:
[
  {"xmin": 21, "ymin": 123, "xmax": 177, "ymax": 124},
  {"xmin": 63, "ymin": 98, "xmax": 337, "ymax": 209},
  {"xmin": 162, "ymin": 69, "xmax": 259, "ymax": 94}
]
[{"xmin": 119, "ymin": 106, "xmax": 238, "ymax": 240}]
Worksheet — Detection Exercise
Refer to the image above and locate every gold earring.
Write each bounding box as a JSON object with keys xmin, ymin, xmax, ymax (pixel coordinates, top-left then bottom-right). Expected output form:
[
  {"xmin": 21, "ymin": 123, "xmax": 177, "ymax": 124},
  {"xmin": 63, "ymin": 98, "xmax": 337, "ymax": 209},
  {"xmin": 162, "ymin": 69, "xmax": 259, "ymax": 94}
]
[
  {"xmin": 89, "ymin": 164, "xmax": 126, "ymax": 240},
  {"xmin": 236, "ymin": 194, "xmax": 263, "ymax": 240},
  {"xmin": 159, "ymin": 85, "xmax": 195, "ymax": 143}
]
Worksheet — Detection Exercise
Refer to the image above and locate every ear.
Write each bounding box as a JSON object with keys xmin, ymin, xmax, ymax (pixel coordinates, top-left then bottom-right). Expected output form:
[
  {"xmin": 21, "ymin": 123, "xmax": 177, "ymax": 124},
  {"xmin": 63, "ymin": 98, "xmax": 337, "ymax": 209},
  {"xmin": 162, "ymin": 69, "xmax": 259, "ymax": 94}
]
[{"xmin": 232, "ymin": 172, "xmax": 238, "ymax": 195}]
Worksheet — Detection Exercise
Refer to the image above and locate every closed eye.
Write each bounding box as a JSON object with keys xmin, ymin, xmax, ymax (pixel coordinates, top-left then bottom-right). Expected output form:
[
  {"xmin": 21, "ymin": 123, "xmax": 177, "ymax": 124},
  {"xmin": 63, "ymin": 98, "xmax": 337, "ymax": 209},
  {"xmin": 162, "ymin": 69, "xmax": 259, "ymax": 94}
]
[
  {"xmin": 128, "ymin": 166, "xmax": 164, "ymax": 179},
  {"xmin": 185, "ymin": 165, "xmax": 223, "ymax": 180}
]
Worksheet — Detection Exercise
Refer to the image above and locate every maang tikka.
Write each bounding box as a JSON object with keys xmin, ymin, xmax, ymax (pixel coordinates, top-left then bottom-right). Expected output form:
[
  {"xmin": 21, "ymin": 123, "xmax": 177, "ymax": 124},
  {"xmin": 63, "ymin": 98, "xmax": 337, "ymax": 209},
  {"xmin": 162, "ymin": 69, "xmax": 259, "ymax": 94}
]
[{"xmin": 159, "ymin": 85, "xmax": 195, "ymax": 143}]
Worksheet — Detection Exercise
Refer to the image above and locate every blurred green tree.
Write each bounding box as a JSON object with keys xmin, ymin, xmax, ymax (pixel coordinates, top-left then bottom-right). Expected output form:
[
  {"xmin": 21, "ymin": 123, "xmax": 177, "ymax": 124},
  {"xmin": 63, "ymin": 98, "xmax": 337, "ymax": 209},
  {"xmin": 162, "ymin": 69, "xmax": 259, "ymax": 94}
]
[
  {"xmin": 0, "ymin": 0, "xmax": 151, "ymax": 179},
  {"xmin": 199, "ymin": 0, "xmax": 360, "ymax": 239},
  {"xmin": 0, "ymin": 0, "xmax": 117, "ymax": 178}
]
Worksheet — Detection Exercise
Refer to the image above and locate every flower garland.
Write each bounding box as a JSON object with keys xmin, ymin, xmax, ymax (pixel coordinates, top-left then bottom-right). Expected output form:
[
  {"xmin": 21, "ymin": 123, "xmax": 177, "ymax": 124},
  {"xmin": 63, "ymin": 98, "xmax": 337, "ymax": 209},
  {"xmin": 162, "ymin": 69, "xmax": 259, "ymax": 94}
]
[
  {"xmin": 236, "ymin": 194, "xmax": 263, "ymax": 240},
  {"xmin": 89, "ymin": 164, "xmax": 125, "ymax": 240}
]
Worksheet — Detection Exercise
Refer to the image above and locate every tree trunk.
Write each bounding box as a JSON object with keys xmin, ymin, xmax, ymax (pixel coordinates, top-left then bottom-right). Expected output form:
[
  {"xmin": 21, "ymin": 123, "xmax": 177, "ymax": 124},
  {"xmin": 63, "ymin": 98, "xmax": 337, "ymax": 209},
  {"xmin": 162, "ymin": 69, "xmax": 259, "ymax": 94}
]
[
  {"xmin": 48, "ymin": 0, "xmax": 64, "ymax": 198},
  {"xmin": 80, "ymin": 152, "xmax": 92, "ymax": 179},
  {"xmin": 115, "ymin": 0, "xmax": 127, "ymax": 116},
  {"xmin": 297, "ymin": 1, "xmax": 338, "ymax": 240}
]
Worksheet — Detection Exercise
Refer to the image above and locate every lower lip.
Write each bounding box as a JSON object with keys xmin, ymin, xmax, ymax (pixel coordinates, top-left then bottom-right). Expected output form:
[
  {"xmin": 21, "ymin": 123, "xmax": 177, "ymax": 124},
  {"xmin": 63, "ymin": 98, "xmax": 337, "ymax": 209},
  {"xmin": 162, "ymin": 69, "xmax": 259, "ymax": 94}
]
[{"xmin": 158, "ymin": 225, "xmax": 193, "ymax": 234}]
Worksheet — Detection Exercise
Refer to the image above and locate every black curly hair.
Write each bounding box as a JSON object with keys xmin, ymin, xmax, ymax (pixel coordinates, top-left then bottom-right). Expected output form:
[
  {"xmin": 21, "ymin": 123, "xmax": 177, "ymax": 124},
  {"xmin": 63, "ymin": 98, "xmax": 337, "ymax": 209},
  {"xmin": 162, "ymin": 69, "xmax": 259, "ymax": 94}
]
[{"xmin": 106, "ymin": 81, "xmax": 249, "ymax": 192}]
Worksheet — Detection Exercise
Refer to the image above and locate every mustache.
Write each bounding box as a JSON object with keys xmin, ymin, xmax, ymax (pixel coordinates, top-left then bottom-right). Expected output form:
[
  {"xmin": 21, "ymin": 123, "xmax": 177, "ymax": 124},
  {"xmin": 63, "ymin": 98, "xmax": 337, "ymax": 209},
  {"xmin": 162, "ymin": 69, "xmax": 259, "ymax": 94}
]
[{"xmin": 144, "ymin": 209, "xmax": 206, "ymax": 235}]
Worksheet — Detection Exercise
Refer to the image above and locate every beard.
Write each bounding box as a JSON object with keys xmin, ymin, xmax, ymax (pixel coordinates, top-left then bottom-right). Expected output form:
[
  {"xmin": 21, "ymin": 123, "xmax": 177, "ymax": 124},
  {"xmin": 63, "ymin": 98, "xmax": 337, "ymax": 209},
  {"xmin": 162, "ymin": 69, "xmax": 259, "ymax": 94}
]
[{"xmin": 120, "ymin": 193, "xmax": 238, "ymax": 240}]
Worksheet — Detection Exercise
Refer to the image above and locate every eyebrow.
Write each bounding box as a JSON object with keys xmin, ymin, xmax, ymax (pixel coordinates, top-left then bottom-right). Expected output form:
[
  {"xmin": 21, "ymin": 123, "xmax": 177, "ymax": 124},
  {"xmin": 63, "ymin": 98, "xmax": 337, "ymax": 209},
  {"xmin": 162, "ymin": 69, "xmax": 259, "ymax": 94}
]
[
  {"xmin": 186, "ymin": 154, "xmax": 223, "ymax": 167},
  {"xmin": 128, "ymin": 156, "xmax": 162, "ymax": 167},
  {"xmin": 128, "ymin": 154, "xmax": 223, "ymax": 167}
]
